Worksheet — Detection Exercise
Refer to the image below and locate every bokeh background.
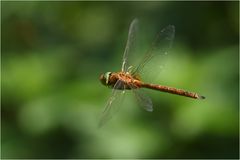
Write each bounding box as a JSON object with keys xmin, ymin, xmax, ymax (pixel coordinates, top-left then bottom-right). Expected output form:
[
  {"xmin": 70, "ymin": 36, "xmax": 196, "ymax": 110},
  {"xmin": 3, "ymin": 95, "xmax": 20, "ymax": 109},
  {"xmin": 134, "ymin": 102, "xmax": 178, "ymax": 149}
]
[{"xmin": 1, "ymin": 1, "xmax": 239, "ymax": 159}]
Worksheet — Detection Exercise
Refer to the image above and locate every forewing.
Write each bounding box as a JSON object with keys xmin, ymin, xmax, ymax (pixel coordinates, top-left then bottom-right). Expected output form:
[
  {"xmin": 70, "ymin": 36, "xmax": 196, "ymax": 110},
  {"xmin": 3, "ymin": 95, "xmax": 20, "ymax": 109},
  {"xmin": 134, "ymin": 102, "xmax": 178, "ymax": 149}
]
[
  {"xmin": 122, "ymin": 18, "xmax": 139, "ymax": 72},
  {"xmin": 99, "ymin": 80, "xmax": 125, "ymax": 127},
  {"xmin": 133, "ymin": 25, "xmax": 175, "ymax": 75}
]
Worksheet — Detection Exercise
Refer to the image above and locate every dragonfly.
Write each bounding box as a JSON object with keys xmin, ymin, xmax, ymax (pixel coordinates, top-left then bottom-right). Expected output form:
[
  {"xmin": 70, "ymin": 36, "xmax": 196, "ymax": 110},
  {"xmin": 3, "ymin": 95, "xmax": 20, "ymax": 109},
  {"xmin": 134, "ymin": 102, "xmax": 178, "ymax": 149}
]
[{"xmin": 99, "ymin": 18, "xmax": 205, "ymax": 127}]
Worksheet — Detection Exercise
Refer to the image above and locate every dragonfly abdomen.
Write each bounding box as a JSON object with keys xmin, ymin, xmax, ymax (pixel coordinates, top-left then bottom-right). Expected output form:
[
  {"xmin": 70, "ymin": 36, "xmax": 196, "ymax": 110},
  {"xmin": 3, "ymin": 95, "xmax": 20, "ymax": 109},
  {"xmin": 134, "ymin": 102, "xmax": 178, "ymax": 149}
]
[{"xmin": 142, "ymin": 83, "xmax": 205, "ymax": 99}]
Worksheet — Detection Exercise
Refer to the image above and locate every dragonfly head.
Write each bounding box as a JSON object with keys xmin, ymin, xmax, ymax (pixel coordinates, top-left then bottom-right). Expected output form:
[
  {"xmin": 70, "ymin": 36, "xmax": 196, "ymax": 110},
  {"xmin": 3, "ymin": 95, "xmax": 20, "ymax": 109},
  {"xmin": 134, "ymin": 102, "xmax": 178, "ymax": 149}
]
[{"xmin": 99, "ymin": 72, "xmax": 112, "ymax": 86}]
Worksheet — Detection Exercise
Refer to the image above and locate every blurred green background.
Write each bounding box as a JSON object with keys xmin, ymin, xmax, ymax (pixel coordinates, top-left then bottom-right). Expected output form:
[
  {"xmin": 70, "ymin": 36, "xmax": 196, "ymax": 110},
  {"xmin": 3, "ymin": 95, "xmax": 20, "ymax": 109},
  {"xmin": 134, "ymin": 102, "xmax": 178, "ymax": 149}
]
[{"xmin": 1, "ymin": 1, "xmax": 239, "ymax": 159}]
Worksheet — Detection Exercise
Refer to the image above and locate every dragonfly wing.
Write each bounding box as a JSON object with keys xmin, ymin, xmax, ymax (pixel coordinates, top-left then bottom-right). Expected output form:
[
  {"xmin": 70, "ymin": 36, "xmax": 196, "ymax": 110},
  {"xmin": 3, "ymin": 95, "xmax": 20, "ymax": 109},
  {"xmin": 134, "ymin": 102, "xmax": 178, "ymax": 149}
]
[
  {"xmin": 133, "ymin": 25, "xmax": 175, "ymax": 75},
  {"xmin": 131, "ymin": 88, "xmax": 153, "ymax": 112},
  {"xmin": 122, "ymin": 18, "xmax": 139, "ymax": 72},
  {"xmin": 99, "ymin": 80, "xmax": 125, "ymax": 127}
]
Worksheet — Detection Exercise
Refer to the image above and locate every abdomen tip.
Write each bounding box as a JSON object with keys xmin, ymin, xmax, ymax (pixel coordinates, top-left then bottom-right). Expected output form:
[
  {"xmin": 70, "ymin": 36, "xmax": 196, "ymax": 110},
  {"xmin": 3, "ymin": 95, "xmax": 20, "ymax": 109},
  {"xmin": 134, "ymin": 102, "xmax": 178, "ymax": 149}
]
[{"xmin": 198, "ymin": 95, "xmax": 206, "ymax": 99}]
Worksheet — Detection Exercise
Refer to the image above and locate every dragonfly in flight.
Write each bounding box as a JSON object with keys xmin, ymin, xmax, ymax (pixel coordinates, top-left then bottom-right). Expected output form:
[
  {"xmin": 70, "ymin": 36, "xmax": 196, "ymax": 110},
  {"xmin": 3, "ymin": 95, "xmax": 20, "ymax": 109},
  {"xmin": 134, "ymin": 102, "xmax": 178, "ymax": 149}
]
[{"xmin": 99, "ymin": 18, "xmax": 205, "ymax": 126}]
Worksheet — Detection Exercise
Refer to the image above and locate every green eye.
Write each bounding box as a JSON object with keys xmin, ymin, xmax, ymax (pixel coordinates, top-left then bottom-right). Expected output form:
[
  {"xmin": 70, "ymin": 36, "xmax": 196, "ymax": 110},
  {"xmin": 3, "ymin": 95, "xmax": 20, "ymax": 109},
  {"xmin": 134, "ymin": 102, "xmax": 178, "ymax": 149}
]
[{"xmin": 104, "ymin": 72, "xmax": 111, "ymax": 84}]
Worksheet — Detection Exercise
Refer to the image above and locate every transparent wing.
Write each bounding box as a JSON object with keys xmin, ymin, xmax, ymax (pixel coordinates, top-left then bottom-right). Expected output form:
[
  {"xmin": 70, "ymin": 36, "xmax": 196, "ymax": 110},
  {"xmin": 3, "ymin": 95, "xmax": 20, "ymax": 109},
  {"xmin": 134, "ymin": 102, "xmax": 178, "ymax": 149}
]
[
  {"xmin": 122, "ymin": 18, "xmax": 139, "ymax": 72},
  {"xmin": 129, "ymin": 84, "xmax": 153, "ymax": 112},
  {"xmin": 99, "ymin": 80, "xmax": 125, "ymax": 127},
  {"xmin": 133, "ymin": 25, "xmax": 175, "ymax": 75}
]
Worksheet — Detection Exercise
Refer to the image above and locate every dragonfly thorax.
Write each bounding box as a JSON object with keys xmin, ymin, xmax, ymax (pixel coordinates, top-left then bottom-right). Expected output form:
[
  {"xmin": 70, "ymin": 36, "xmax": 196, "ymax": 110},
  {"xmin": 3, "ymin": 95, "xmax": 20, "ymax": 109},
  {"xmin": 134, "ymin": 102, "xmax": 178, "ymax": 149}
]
[{"xmin": 100, "ymin": 71, "xmax": 142, "ymax": 90}]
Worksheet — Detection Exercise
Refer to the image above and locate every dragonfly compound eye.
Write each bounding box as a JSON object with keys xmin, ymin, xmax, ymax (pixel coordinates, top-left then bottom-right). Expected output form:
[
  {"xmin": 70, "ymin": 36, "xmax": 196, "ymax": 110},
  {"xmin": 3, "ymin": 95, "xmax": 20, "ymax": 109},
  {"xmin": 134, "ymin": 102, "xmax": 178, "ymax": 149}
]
[
  {"xmin": 99, "ymin": 72, "xmax": 112, "ymax": 86},
  {"xmin": 99, "ymin": 74, "xmax": 106, "ymax": 86},
  {"xmin": 104, "ymin": 72, "xmax": 112, "ymax": 85}
]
